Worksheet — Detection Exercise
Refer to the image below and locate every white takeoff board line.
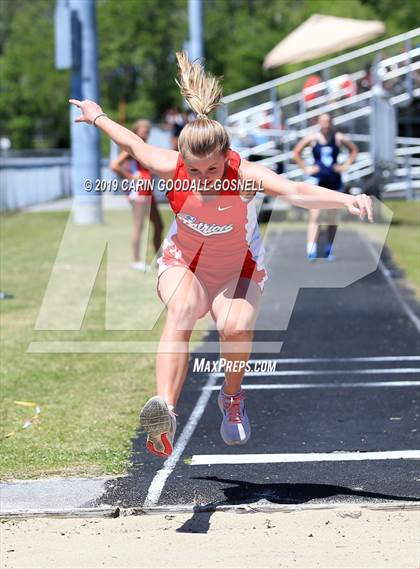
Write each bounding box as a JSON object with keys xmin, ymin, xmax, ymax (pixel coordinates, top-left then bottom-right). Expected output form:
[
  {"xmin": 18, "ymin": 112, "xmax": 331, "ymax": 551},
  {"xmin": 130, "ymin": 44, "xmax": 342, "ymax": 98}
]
[{"xmin": 190, "ymin": 450, "xmax": 420, "ymax": 466}]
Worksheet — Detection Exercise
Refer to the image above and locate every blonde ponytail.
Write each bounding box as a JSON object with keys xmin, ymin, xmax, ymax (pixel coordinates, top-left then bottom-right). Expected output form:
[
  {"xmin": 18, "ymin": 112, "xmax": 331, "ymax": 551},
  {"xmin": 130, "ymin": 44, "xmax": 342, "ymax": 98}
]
[
  {"xmin": 175, "ymin": 51, "xmax": 224, "ymax": 117},
  {"xmin": 174, "ymin": 51, "xmax": 230, "ymax": 158}
]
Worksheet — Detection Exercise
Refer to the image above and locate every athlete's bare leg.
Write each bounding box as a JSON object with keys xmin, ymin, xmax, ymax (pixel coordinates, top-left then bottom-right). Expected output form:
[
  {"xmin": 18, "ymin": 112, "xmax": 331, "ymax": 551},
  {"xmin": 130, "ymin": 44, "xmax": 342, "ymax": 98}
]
[
  {"xmin": 130, "ymin": 199, "xmax": 148, "ymax": 263},
  {"xmin": 149, "ymin": 199, "xmax": 163, "ymax": 254},
  {"xmin": 211, "ymin": 278, "xmax": 262, "ymax": 395},
  {"xmin": 307, "ymin": 208, "xmax": 321, "ymax": 251},
  {"xmin": 326, "ymin": 209, "xmax": 339, "ymax": 250},
  {"xmin": 156, "ymin": 267, "xmax": 210, "ymax": 408}
]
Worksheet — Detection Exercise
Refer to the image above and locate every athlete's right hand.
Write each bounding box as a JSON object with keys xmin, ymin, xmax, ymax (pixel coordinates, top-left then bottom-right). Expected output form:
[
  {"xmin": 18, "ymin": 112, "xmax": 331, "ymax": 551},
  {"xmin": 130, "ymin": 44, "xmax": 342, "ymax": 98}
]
[
  {"xmin": 69, "ymin": 99, "xmax": 104, "ymax": 125},
  {"xmin": 304, "ymin": 165, "xmax": 320, "ymax": 176}
]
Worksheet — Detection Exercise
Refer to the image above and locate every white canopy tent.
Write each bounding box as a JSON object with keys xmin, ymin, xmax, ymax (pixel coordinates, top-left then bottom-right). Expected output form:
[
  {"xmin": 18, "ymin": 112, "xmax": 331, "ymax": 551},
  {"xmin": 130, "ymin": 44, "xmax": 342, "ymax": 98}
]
[{"xmin": 263, "ymin": 14, "xmax": 385, "ymax": 69}]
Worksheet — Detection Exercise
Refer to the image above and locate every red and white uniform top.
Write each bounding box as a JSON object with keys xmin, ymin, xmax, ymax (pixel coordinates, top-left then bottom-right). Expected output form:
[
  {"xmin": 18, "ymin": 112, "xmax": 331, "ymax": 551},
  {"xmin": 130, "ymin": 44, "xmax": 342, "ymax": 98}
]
[
  {"xmin": 127, "ymin": 159, "xmax": 154, "ymax": 199},
  {"xmin": 158, "ymin": 149, "xmax": 267, "ymax": 295}
]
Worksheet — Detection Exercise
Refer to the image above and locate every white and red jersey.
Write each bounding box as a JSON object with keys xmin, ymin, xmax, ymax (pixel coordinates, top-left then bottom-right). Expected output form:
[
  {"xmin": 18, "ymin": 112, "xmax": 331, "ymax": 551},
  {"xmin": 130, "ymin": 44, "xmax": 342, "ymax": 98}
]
[
  {"xmin": 158, "ymin": 149, "xmax": 267, "ymax": 298},
  {"xmin": 126, "ymin": 159, "xmax": 155, "ymax": 201}
]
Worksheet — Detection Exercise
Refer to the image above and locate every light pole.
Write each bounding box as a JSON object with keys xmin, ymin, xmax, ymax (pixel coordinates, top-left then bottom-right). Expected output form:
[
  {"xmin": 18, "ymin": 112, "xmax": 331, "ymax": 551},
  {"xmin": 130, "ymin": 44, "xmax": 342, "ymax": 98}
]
[{"xmin": 55, "ymin": 0, "xmax": 102, "ymax": 224}]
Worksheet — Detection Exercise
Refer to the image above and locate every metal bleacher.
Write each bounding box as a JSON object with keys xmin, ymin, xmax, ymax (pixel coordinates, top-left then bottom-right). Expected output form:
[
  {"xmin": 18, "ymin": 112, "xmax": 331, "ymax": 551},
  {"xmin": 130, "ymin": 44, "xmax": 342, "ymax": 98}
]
[{"xmin": 217, "ymin": 28, "xmax": 420, "ymax": 213}]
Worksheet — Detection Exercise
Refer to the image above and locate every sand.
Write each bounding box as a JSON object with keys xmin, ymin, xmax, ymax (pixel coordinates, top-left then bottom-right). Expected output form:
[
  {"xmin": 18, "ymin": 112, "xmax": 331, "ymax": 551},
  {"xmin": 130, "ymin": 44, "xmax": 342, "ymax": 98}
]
[{"xmin": 1, "ymin": 506, "xmax": 419, "ymax": 569}]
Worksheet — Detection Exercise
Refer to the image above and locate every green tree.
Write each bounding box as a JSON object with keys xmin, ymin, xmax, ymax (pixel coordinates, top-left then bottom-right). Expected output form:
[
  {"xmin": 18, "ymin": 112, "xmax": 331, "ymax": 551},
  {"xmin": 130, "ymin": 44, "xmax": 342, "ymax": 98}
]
[
  {"xmin": 204, "ymin": 0, "xmax": 381, "ymax": 97},
  {"xmin": 360, "ymin": 0, "xmax": 417, "ymax": 36},
  {"xmin": 97, "ymin": 0, "xmax": 188, "ymax": 124},
  {"xmin": 0, "ymin": 0, "xmax": 70, "ymax": 148},
  {"xmin": 0, "ymin": 0, "xmax": 416, "ymax": 149}
]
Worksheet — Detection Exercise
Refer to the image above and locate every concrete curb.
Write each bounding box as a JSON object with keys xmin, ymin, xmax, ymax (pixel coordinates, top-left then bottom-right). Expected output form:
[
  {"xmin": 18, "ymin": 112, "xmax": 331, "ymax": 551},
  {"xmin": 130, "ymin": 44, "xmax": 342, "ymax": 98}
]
[
  {"xmin": 0, "ymin": 476, "xmax": 121, "ymax": 517},
  {"xmin": 1, "ymin": 501, "xmax": 419, "ymax": 520},
  {"xmin": 0, "ymin": 507, "xmax": 119, "ymax": 519}
]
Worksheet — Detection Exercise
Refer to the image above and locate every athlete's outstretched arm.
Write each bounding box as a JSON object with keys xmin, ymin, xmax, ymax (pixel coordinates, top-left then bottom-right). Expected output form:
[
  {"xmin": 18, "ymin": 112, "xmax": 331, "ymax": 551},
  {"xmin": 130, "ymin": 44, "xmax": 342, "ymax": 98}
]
[
  {"xmin": 69, "ymin": 99, "xmax": 179, "ymax": 180},
  {"xmin": 241, "ymin": 159, "xmax": 373, "ymax": 222}
]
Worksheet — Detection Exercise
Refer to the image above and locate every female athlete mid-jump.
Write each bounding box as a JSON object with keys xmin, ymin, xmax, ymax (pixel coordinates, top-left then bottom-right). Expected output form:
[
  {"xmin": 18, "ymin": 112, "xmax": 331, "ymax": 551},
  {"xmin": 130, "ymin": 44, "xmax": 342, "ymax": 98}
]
[{"xmin": 69, "ymin": 52, "xmax": 373, "ymax": 459}]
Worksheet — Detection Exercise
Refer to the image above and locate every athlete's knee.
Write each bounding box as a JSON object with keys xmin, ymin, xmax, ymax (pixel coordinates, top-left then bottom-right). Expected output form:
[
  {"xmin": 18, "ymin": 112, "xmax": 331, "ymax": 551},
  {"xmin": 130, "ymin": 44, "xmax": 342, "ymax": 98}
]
[
  {"xmin": 167, "ymin": 299, "xmax": 201, "ymax": 326},
  {"xmin": 218, "ymin": 320, "xmax": 254, "ymax": 342}
]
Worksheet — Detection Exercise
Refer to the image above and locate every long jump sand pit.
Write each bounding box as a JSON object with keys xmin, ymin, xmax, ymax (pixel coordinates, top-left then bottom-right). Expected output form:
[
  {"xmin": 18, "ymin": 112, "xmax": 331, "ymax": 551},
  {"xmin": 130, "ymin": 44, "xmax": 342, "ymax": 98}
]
[{"xmin": 1, "ymin": 505, "xmax": 418, "ymax": 569}]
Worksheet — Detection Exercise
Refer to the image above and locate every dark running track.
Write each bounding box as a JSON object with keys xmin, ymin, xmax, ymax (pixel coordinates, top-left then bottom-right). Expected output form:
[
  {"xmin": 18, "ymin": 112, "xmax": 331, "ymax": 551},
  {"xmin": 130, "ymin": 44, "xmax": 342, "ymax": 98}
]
[{"xmin": 98, "ymin": 229, "xmax": 420, "ymax": 510}]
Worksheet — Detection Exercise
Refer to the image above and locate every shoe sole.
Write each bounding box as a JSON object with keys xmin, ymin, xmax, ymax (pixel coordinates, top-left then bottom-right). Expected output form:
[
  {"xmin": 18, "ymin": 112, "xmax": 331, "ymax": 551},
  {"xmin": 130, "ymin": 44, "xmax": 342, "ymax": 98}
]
[
  {"xmin": 220, "ymin": 431, "xmax": 251, "ymax": 445},
  {"xmin": 140, "ymin": 396, "xmax": 173, "ymax": 458}
]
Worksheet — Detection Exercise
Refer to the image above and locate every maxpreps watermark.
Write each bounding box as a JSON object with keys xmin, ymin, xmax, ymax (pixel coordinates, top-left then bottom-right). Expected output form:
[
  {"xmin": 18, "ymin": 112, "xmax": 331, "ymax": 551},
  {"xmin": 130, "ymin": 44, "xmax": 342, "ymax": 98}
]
[{"xmin": 193, "ymin": 357, "xmax": 276, "ymax": 374}]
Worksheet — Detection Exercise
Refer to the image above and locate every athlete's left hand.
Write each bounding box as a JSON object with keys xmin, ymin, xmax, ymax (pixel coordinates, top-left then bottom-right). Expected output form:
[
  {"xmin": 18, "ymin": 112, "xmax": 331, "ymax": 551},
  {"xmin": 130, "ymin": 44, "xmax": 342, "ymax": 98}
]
[
  {"xmin": 345, "ymin": 193, "xmax": 374, "ymax": 222},
  {"xmin": 69, "ymin": 98, "xmax": 104, "ymax": 125}
]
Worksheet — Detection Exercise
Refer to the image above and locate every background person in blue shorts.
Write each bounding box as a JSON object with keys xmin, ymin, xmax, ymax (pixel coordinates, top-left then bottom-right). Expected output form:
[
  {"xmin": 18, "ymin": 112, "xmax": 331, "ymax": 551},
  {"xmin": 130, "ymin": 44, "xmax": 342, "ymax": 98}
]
[{"xmin": 293, "ymin": 114, "xmax": 359, "ymax": 260}]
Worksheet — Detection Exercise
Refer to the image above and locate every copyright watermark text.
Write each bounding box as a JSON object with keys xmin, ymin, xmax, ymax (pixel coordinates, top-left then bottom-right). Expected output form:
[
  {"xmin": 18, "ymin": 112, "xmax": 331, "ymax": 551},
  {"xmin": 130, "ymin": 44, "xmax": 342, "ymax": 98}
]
[{"xmin": 83, "ymin": 178, "xmax": 264, "ymax": 193}]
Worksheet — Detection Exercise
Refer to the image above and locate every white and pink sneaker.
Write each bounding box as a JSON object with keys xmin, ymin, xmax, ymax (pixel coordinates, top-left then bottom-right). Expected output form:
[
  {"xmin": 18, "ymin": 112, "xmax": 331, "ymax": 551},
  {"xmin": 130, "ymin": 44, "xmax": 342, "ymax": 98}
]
[{"xmin": 218, "ymin": 388, "xmax": 251, "ymax": 445}]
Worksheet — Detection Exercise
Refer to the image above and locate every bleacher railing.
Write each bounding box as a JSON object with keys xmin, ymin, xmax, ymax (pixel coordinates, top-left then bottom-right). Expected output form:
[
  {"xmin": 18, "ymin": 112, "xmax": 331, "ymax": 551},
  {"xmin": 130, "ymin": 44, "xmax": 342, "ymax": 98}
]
[{"xmin": 219, "ymin": 28, "xmax": 420, "ymax": 199}]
